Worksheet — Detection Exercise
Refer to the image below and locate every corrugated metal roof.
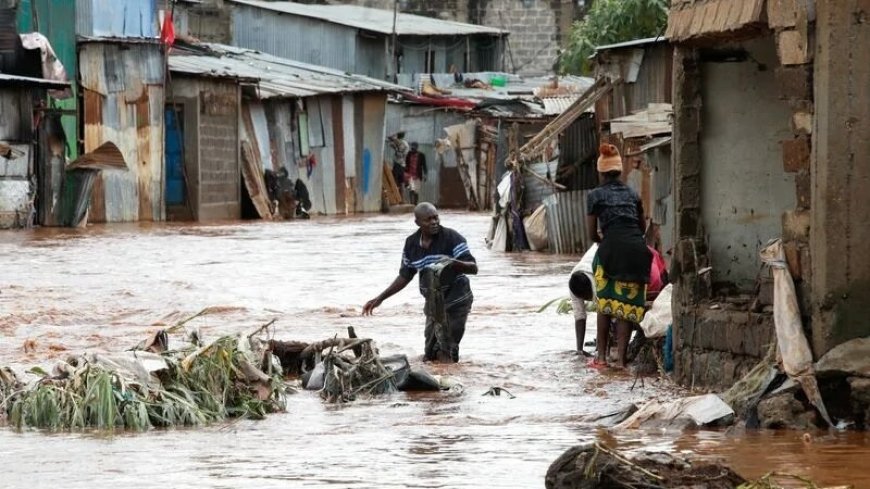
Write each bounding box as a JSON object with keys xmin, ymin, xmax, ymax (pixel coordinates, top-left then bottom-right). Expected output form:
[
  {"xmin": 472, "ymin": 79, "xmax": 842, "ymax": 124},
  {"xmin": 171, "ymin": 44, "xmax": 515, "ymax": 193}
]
[
  {"xmin": 666, "ymin": 0, "xmax": 766, "ymax": 42},
  {"xmin": 541, "ymin": 97, "xmax": 580, "ymax": 116},
  {"xmin": 229, "ymin": 0, "xmax": 506, "ymax": 36},
  {"xmin": 0, "ymin": 73, "xmax": 70, "ymax": 88},
  {"xmin": 169, "ymin": 43, "xmax": 408, "ymax": 98},
  {"xmin": 396, "ymin": 72, "xmax": 594, "ymax": 117}
]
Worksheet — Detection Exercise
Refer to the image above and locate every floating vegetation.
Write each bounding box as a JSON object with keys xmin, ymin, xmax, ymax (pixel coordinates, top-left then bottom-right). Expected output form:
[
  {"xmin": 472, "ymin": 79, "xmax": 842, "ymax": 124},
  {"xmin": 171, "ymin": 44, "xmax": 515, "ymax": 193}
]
[
  {"xmin": 0, "ymin": 315, "xmax": 288, "ymax": 432},
  {"xmin": 537, "ymin": 296, "xmax": 597, "ymax": 315}
]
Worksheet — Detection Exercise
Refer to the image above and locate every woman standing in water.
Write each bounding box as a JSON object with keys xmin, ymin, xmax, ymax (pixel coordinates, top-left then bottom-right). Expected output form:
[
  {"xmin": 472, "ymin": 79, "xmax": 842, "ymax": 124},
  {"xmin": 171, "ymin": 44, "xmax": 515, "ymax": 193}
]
[{"xmin": 585, "ymin": 144, "xmax": 652, "ymax": 369}]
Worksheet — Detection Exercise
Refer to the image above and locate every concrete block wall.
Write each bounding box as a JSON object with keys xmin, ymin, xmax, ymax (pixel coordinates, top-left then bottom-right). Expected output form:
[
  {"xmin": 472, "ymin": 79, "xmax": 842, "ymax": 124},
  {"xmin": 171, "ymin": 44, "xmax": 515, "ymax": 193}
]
[
  {"xmin": 811, "ymin": 2, "xmax": 870, "ymax": 357},
  {"xmin": 176, "ymin": 0, "xmax": 232, "ymax": 44},
  {"xmin": 478, "ymin": 0, "xmax": 561, "ymax": 75}
]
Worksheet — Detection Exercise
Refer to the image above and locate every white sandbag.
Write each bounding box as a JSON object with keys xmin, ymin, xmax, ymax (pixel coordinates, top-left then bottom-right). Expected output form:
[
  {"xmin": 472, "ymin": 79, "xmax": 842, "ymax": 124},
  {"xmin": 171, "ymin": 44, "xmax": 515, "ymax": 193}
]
[
  {"xmin": 639, "ymin": 283, "xmax": 672, "ymax": 338},
  {"xmin": 491, "ymin": 215, "xmax": 508, "ymax": 252},
  {"xmin": 497, "ymin": 171, "xmax": 512, "ymax": 209},
  {"xmin": 524, "ymin": 205, "xmax": 548, "ymax": 251}
]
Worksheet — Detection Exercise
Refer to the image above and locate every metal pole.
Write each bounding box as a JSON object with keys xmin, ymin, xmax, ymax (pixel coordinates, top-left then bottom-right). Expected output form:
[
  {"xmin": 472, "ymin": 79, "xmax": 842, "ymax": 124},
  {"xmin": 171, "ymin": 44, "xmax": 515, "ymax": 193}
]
[{"xmin": 391, "ymin": 0, "xmax": 399, "ymax": 83}]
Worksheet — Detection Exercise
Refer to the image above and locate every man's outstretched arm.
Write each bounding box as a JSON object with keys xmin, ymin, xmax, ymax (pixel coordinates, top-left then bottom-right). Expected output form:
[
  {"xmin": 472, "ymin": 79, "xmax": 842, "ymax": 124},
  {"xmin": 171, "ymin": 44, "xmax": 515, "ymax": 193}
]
[{"xmin": 363, "ymin": 275, "xmax": 412, "ymax": 315}]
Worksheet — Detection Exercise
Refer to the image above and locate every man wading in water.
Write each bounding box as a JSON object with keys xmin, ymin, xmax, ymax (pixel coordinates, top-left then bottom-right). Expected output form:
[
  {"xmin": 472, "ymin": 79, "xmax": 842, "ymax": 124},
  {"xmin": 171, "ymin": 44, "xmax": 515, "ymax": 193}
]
[{"xmin": 362, "ymin": 203, "xmax": 477, "ymax": 362}]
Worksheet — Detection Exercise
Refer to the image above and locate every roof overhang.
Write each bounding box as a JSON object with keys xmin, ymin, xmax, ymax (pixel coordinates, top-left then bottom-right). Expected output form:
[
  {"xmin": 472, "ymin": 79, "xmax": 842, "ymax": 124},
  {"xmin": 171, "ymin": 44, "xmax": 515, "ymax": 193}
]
[
  {"xmin": 0, "ymin": 73, "xmax": 70, "ymax": 89},
  {"xmin": 666, "ymin": 0, "xmax": 767, "ymax": 43}
]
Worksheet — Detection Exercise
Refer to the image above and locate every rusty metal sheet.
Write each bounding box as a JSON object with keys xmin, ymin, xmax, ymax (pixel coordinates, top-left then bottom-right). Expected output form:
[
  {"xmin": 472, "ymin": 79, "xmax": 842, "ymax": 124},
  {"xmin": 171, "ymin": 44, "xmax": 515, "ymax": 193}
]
[
  {"xmin": 82, "ymin": 88, "xmax": 103, "ymax": 125},
  {"xmin": 331, "ymin": 95, "xmax": 346, "ymax": 214},
  {"xmin": 67, "ymin": 141, "xmax": 127, "ymax": 170},
  {"xmin": 667, "ymin": 0, "xmax": 765, "ymax": 42},
  {"xmin": 80, "ymin": 42, "xmax": 164, "ymax": 223},
  {"xmin": 360, "ymin": 93, "xmax": 386, "ymax": 213},
  {"xmin": 240, "ymin": 140, "xmax": 274, "ymax": 220}
]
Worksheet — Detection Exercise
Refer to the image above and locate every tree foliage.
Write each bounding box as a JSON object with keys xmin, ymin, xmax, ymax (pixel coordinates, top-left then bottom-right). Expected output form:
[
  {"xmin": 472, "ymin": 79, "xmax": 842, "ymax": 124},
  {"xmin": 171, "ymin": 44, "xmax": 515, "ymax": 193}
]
[{"xmin": 560, "ymin": 0, "xmax": 669, "ymax": 75}]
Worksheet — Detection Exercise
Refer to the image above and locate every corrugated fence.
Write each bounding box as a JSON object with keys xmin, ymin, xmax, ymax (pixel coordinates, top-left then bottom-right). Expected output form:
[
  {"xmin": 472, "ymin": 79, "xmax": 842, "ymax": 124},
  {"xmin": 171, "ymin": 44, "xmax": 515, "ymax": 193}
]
[
  {"xmin": 543, "ymin": 190, "xmax": 590, "ymax": 255},
  {"xmin": 80, "ymin": 41, "xmax": 165, "ymax": 223}
]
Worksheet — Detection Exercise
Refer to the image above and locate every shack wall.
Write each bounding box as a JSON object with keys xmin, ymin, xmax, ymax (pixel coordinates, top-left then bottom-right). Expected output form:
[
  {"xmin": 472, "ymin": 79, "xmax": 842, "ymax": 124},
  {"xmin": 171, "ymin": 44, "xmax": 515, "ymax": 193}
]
[
  {"xmin": 595, "ymin": 42, "xmax": 673, "ymax": 123},
  {"xmin": 76, "ymin": 0, "xmax": 158, "ymax": 38},
  {"xmin": 0, "ymin": 86, "xmax": 33, "ymax": 229},
  {"xmin": 385, "ymin": 102, "xmax": 468, "ymax": 206},
  {"xmin": 358, "ymin": 92, "xmax": 387, "ymax": 212},
  {"xmin": 80, "ymin": 41, "xmax": 165, "ymax": 223},
  {"xmin": 263, "ymin": 99, "xmax": 297, "ymax": 176},
  {"xmin": 264, "ymin": 93, "xmax": 386, "ymax": 215},
  {"xmin": 230, "ymin": 3, "xmax": 360, "ymax": 74},
  {"xmin": 305, "ymin": 95, "xmax": 338, "ymax": 215},
  {"xmin": 17, "ymin": 0, "xmax": 78, "ymax": 160},
  {"xmin": 699, "ymin": 38, "xmax": 795, "ymax": 290}
]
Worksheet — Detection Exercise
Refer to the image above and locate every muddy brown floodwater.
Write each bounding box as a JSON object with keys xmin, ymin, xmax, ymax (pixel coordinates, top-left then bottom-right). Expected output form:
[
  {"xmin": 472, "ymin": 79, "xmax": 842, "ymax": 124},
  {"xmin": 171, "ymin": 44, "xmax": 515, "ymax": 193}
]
[{"xmin": 0, "ymin": 212, "xmax": 868, "ymax": 488}]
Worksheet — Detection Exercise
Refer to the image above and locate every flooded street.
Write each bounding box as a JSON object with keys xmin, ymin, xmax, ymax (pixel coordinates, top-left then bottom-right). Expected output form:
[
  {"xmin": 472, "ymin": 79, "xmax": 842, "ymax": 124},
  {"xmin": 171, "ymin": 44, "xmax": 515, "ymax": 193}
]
[{"xmin": 0, "ymin": 212, "xmax": 868, "ymax": 488}]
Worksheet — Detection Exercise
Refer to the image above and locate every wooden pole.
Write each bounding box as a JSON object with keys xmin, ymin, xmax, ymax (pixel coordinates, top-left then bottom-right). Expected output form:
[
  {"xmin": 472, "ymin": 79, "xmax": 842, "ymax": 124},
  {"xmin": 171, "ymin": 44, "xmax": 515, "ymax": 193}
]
[{"xmin": 391, "ymin": 0, "xmax": 399, "ymax": 83}]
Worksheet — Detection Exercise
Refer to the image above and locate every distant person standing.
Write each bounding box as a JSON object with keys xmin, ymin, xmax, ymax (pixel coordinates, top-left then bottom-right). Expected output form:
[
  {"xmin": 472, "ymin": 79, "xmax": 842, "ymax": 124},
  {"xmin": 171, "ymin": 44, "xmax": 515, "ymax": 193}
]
[
  {"xmin": 405, "ymin": 142, "xmax": 427, "ymax": 205},
  {"xmin": 388, "ymin": 132, "xmax": 409, "ymax": 199}
]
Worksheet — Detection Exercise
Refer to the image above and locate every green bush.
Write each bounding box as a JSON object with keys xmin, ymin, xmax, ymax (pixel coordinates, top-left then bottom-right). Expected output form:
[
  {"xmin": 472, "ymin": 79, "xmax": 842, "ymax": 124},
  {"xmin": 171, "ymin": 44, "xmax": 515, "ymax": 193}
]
[{"xmin": 561, "ymin": 0, "xmax": 668, "ymax": 75}]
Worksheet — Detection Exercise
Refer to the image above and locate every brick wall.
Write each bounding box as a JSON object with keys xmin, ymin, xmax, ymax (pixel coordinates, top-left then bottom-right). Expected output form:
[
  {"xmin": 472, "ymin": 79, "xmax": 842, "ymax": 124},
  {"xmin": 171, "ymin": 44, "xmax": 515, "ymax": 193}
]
[
  {"xmin": 673, "ymin": 308, "xmax": 775, "ymax": 389},
  {"xmin": 671, "ymin": 6, "xmax": 816, "ymax": 389}
]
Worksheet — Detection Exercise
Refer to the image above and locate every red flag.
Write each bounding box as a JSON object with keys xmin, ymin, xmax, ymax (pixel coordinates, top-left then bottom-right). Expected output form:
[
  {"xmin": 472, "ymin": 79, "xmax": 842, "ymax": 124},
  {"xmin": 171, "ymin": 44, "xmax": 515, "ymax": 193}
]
[{"xmin": 161, "ymin": 12, "xmax": 176, "ymax": 46}]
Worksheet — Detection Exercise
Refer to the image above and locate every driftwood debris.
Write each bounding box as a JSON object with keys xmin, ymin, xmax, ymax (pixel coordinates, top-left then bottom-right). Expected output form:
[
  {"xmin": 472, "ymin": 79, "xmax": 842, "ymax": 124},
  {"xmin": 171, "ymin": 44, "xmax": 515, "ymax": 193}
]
[
  {"xmin": 268, "ymin": 328, "xmax": 442, "ymax": 402},
  {"xmin": 268, "ymin": 337, "xmax": 367, "ymax": 376},
  {"xmin": 546, "ymin": 443, "xmax": 745, "ymax": 489}
]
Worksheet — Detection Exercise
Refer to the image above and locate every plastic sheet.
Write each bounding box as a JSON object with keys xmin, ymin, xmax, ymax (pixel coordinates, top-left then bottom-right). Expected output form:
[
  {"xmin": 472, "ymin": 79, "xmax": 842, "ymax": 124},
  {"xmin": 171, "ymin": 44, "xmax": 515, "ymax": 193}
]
[{"xmin": 760, "ymin": 239, "xmax": 833, "ymax": 427}]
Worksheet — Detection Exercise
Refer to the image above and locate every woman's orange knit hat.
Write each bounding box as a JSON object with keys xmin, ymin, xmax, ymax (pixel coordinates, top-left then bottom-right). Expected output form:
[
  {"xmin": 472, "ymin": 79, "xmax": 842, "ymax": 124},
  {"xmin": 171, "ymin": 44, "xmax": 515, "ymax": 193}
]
[{"xmin": 597, "ymin": 143, "xmax": 623, "ymax": 173}]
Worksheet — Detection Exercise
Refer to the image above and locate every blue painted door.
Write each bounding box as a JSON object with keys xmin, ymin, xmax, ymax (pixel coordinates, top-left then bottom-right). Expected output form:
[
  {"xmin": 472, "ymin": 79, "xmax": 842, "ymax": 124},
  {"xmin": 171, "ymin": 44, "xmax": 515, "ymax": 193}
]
[{"xmin": 164, "ymin": 107, "xmax": 185, "ymax": 205}]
